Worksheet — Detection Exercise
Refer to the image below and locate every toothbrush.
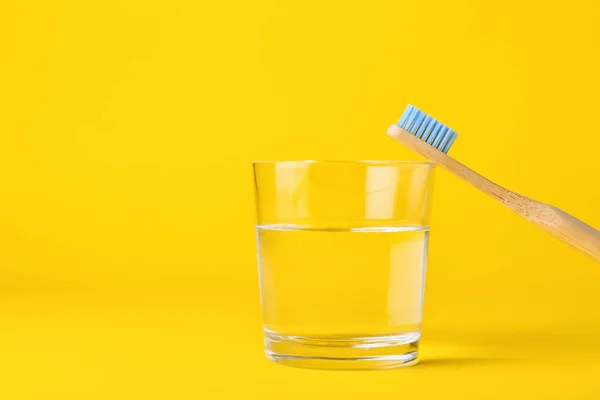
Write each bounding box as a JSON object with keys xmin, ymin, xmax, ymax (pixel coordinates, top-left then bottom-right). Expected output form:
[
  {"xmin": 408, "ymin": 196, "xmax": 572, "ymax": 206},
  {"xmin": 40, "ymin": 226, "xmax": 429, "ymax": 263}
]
[{"xmin": 387, "ymin": 104, "xmax": 600, "ymax": 263}]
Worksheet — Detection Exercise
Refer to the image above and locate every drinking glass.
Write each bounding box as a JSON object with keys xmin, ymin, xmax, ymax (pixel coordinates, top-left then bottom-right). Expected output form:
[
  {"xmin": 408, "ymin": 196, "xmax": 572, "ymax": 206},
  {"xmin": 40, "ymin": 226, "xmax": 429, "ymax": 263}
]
[{"xmin": 253, "ymin": 160, "xmax": 435, "ymax": 369}]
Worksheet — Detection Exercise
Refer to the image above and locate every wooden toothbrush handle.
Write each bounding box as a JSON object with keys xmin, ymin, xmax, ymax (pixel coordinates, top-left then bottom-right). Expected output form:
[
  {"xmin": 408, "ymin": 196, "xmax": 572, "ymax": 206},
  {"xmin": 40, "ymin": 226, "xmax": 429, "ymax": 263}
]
[
  {"xmin": 535, "ymin": 206, "xmax": 600, "ymax": 262},
  {"xmin": 386, "ymin": 124, "xmax": 600, "ymax": 263}
]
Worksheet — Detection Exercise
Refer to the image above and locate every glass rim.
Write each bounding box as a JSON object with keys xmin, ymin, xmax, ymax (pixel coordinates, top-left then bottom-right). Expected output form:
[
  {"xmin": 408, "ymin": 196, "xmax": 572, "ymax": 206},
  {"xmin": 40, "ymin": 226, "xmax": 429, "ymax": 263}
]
[{"xmin": 252, "ymin": 160, "xmax": 435, "ymax": 167}]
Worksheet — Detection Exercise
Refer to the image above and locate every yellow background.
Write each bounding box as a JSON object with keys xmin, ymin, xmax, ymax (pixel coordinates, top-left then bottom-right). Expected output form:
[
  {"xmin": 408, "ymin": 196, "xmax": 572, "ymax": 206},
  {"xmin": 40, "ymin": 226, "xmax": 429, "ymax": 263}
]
[{"xmin": 1, "ymin": 0, "xmax": 600, "ymax": 398}]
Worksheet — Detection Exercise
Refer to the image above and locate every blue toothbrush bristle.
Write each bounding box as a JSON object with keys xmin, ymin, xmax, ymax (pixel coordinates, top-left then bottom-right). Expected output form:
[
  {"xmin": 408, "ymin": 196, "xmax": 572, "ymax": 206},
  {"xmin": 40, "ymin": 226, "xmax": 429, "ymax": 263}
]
[{"xmin": 397, "ymin": 105, "xmax": 458, "ymax": 153}]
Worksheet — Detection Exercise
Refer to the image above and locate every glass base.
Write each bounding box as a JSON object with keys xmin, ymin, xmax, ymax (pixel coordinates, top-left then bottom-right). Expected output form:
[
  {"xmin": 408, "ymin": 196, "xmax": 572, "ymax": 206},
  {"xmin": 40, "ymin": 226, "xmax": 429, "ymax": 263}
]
[{"xmin": 264, "ymin": 330, "xmax": 420, "ymax": 370}]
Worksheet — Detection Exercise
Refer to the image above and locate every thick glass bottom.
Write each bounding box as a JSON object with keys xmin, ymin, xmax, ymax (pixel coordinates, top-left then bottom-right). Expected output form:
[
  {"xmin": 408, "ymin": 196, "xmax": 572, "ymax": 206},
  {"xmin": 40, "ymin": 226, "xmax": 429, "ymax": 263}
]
[{"xmin": 264, "ymin": 330, "xmax": 420, "ymax": 370}]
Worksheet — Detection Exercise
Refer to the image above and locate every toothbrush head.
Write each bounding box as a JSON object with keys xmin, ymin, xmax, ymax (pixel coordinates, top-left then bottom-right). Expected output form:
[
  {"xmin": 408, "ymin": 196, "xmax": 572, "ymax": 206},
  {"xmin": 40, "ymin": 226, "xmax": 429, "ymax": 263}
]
[{"xmin": 397, "ymin": 105, "xmax": 458, "ymax": 153}]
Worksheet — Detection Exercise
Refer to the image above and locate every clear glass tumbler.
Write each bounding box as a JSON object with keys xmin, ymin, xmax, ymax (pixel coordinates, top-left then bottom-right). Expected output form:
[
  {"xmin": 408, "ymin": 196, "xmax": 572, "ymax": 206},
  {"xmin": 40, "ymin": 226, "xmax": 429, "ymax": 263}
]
[{"xmin": 253, "ymin": 161, "xmax": 435, "ymax": 370}]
